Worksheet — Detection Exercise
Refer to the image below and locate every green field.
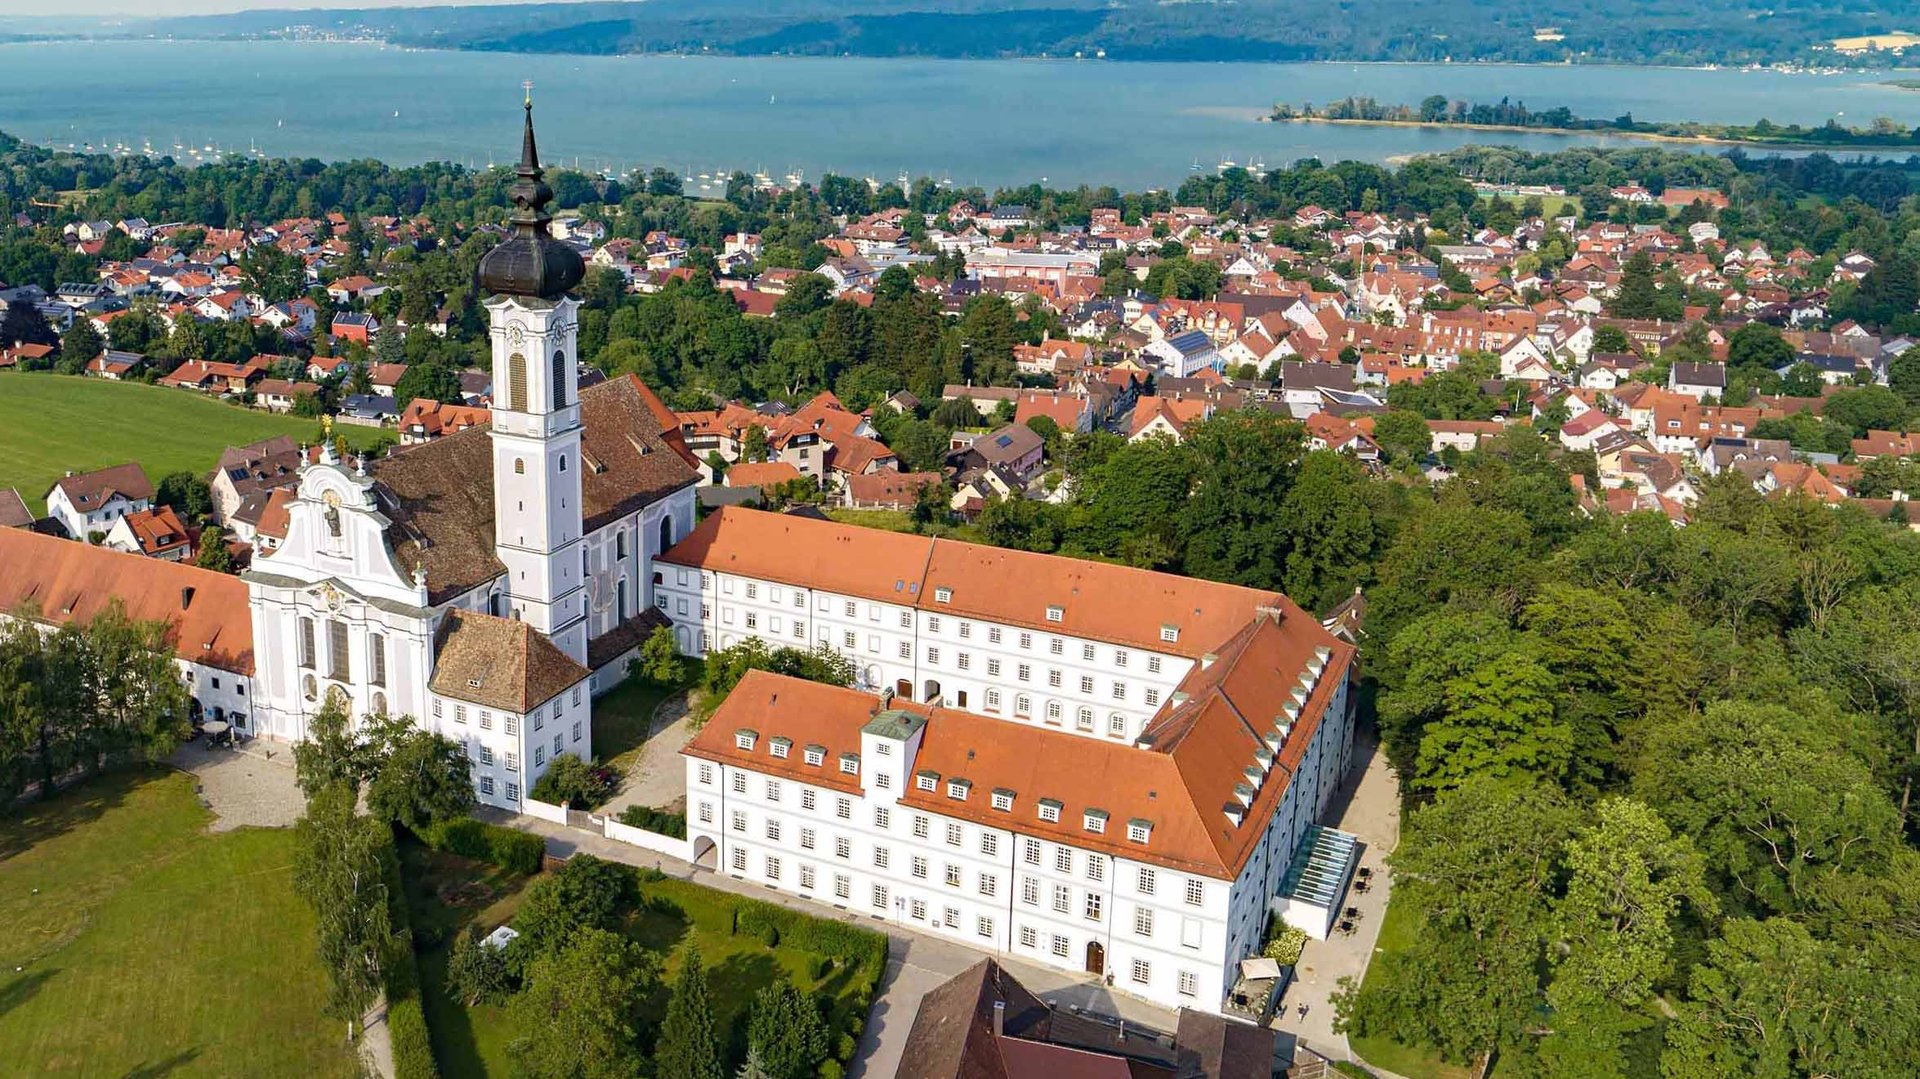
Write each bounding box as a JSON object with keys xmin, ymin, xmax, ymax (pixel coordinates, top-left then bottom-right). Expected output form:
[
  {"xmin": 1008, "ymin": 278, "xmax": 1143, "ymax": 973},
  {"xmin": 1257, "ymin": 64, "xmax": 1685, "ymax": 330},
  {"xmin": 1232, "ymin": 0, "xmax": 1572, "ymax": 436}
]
[
  {"xmin": 404, "ymin": 842, "xmax": 880, "ymax": 1077},
  {"xmin": 0, "ymin": 768, "xmax": 360, "ymax": 1078},
  {"xmin": 0, "ymin": 373, "xmax": 381, "ymax": 514}
]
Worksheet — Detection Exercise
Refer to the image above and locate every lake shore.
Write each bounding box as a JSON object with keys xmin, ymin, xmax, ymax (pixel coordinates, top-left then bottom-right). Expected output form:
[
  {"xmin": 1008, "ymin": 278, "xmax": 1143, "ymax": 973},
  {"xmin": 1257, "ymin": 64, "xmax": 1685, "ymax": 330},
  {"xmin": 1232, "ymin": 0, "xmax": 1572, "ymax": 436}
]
[{"xmin": 1266, "ymin": 114, "xmax": 1920, "ymax": 151}]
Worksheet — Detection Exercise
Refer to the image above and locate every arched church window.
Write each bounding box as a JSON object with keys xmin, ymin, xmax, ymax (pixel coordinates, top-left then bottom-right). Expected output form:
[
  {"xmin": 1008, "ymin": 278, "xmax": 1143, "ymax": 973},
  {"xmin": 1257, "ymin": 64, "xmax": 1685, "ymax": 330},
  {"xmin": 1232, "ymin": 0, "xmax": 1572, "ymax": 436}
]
[
  {"xmin": 514, "ymin": 458, "xmax": 525, "ymax": 474},
  {"xmin": 559, "ymin": 454, "xmax": 568, "ymax": 473},
  {"xmin": 552, "ymin": 350, "xmax": 568, "ymax": 409},
  {"xmin": 371, "ymin": 692, "xmax": 388, "ymax": 716},
  {"xmin": 508, "ymin": 351, "xmax": 528, "ymax": 410},
  {"xmin": 658, "ymin": 515, "xmax": 674, "ymax": 551},
  {"xmin": 302, "ymin": 674, "xmax": 317, "ymax": 702}
]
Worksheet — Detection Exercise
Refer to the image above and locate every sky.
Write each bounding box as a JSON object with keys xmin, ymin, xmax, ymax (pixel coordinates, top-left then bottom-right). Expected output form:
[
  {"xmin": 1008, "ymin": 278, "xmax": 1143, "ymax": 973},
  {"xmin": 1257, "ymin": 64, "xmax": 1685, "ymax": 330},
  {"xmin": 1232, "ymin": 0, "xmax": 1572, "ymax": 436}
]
[{"xmin": 3, "ymin": 0, "xmax": 545, "ymax": 18}]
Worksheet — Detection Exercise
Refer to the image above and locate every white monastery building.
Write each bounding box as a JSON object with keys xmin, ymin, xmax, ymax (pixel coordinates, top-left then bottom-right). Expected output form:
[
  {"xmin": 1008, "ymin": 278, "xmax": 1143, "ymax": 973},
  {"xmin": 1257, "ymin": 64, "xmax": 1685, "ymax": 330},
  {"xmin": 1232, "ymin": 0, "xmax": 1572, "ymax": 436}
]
[{"xmin": 0, "ymin": 105, "xmax": 1363, "ymax": 1016}]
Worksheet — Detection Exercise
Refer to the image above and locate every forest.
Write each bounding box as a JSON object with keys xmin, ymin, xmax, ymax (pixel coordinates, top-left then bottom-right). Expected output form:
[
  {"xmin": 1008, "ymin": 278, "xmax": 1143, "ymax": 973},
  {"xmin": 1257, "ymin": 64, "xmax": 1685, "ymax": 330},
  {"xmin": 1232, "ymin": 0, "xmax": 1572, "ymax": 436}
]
[
  {"xmin": 1277, "ymin": 96, "xmax": 1920, "ymax": 149},
  {"xmin": 125, "ymin": 0, "xmax": 1920, "ymax": 68}
]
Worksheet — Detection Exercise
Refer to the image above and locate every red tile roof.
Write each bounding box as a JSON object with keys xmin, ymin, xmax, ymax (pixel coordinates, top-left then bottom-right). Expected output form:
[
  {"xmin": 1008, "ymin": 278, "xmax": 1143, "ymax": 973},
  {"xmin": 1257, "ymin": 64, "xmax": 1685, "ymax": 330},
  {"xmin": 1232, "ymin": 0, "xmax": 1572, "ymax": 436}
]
[{"xmin": 0, "ymin": 527, "xmax": 253, "ymax": 674}]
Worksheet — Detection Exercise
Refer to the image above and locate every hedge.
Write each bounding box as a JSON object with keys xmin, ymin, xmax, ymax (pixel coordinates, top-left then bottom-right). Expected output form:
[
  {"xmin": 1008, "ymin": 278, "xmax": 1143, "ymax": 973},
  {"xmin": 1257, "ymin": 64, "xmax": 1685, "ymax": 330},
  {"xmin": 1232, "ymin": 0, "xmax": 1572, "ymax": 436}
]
[
  {"xmin": 388, "ymin": 998, "xmax": 438, "ymax": 1079},
  {"xmin": 380, "ymin": 825, "xmax": 440, "ymax": 1079},
  {"xmin": 424, "ymin": 816, "xmax": 546, "ymax": 875},
  {"xmin": 615, "ymin": 803, "xmax": 687, "ymax": 838},
  {"xmin": 731, "ymin": 897, "xmax": 889, "ymax": 975}
]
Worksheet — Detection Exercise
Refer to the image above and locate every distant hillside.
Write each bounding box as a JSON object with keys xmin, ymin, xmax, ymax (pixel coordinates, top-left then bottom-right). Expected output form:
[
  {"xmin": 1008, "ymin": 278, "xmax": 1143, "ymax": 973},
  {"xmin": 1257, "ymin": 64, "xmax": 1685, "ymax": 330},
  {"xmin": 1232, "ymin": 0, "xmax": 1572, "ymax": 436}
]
[{"xmin": 124, "ymin": 0, "xmax": 1920, "ymax": 66}]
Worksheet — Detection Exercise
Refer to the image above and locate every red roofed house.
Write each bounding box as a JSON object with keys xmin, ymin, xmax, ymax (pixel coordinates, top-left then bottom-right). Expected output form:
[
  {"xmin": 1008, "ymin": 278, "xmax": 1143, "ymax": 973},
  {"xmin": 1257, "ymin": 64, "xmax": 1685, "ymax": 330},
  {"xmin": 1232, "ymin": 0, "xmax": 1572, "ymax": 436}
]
[{"xmin": 103, "ymin": 504, "xmax": 195, "ymax": 561}]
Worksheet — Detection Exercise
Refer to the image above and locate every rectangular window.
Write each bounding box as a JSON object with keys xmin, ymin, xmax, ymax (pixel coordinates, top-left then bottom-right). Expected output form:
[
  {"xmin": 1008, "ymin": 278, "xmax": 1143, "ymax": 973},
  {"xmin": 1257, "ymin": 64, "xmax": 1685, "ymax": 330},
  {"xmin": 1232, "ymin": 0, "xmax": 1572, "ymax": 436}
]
[
  {"xmin": 985, "ymin": 689, "xmax": 1002, "ymax": 712},
  {"xmin": 1051, "ymin": 935, "xmax": 1069, "ymax": 958},
  {"xmin": 1049, "ymin": 638, "xmax": 1063, "ymax": 655},
  {"xmin": 731, "ymin": 847, "xmax": 748, "ymax": 872},
  {"xmin": 1082, "ymin": 643, "xmax": 1096, "ymax": 661},
  {"xmin": 730, "ymin": 810, "xmax": 746, "ymax": 833},
  {"xmin": 912, "ymin": 856, "xmax": 928, "ymax": 879},
  {"xmin": 1020, "ymin": 925, "xmax": 1037, "ymax": 948},
  {"xmin": 480, "ymin": 776, "xmax": 494, "ymax": 796},
  {"xmin": 1148, "ymin": 656, "xmax": 1163, "ymax": 674},
  {"xmin": 835, "ymin": 836, "xmax": 851, "ymax": 859},
  {"xmin": 977, "ymin": 916, "xmax": 993, "ymax": 939},
  {"xmin": 987, "ymin": 658, "xmax": 1001, "ymax": 677},
  {"xmin": 1085, "ymin": 893, "xmax": 1102, "ymax": 921},
  {"xmin": 1024, "ymin": 839, "xmax": 1041, "ymax": 866},
  {"xmin": 946, "ymin": 821, "xmax": 963, "ymax": 846},
  {"xmin": 981, "ymin": 833, "xmax": 999, "ymax": 856},
  {"xmin": 766, "ymin": 855, "xmax": 781, "ymax": 881},
  {"xmin": 698, "ymin": 801, "xmax": 714, "ymax": 824},
  {"xmin": 834, "ymin": 875, "xmax": 851, "ymax": 900},
  {"xmin": 732, "ymin": 773, "xmax": 747, "ymax": 794},
  {"xmin": 927, "ymin": 617, "xmax": 941, "ymax": 634},
  {"xmin": 1135, "ymin": 909, "xmax": 1154, "ymax": 937},
  {"xmin": 1052, "ymin": 885, "xmax": 1070, "ymax": 914},
  {"xmin": 944, "ymin": 907, "xmax": 960, "ymax": 929},
  {"xmin": 801, "ymin": 789, "xmax": 817, "ymax": 811},
  {"xmin": 874, "ymin": 806, "xmax": 890, "ymax": 829},
  {"xmin": 911, "ymin": 899, "xmax": 927, "ymax": 921},
  {"xmin": 1178, "ymin": 971, "xmax": 1198, "ymax": 997},
  {"xmin": 980, "ymin": 873, "xmax": 996, "ymax": 897},
  {"xmin": 801, "ymin": 827, "xmax": 816, "ymax": 850},
  {"xmin": 836, "ymin": 797, "xmax": 852, "ymax": 820},
  {"xmin": 1048, "ymin": 670, "xmax": 1062, "ymax": 688},
  {"xmin": 479, "ymin": 711, "xmax": 493, "ymax": 731},
  {"xmin": 945, "ymin": 864, "xmax": 961, "ymax": 888},
  {"xmin": 1185, "ymin": 879, "xmax": 1205, "ymax": 906},
  {"xmin": 1022, "ymin": 878, "xmax": 1039, "ymax": 905},
  {"xmin": 298, "ymin": 617, "xmax": 316, "ymax": 668},
  {"xmin": 927, "ymin": 647, "xmax": 940, "ymax": 665},
  {"xmin": 765, "ymin": 819, "xmax": 781, "ymax": 841},
  {"xmin": 479, "ymin": 745, "xmax": 495, "ymax": 766},
  {"xmin": 370, "ymin": 634, "xmax": 386, "ymax": 686},
  {"xmin": 874, "ymin": 845, "xmax": 891, "ymax": 870},
  {"xmin": 328, "ymin": 620, "xmax": 350, "ymax": 681},
  {"xmin": 1144, "ymin": 689, "xmax": 1161, "ymax": 707},
  {"xmin": 800, "ymin": 865, "xmax": 815, "ymax": 890},
  {"xmin": 506, "ymin": 714, "xmax": 520, "ymax": 736},
  {"xmin": 913, "ymin": 816, "xmax": 930, "ymax": 839},
  {"xmin": 872, "ymin": 884, "xmax": 888, "ymax": 910},
  {"xmin": 1079, "ymin": 675, "xmax": 1094, "ymax": 694},
  {"xmin": 1138, "ymin": 867, "xmax": 1156, "ymax": 895},
  {"xmin": 1045, "ymin": 606, "xmax": 1063, "ymax": 623},
  {"xmin": 1131, "ymin": 958, "xmax": 1151, "ymax": 985},
  {"xmin": 897, "ymin": 640, "xmax": 910, "ymax": 659},
  {"xmin": 1055, "ymin": 849, "xmax": 1072, "ymax": 874}
]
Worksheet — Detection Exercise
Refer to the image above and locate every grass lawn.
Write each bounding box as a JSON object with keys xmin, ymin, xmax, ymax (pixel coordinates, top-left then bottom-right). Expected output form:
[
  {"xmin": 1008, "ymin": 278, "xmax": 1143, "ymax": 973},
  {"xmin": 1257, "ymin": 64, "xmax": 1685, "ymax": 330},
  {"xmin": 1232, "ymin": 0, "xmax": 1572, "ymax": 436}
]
[
  {"xmin": 0, "ymin": 768, "xmax": 360, "ymax": 1078},
  {"xmin": 403, "ymin": 842, "xmax": 877, "ymax": 1077},
  {"xmin": 0, "ymin": 373, "xmax": 382, "ymax": 513},
  {"xmin": 1346, "ymin": 892, "xmax": 1477, "ymax": 1079},
  {"xmin": 592, "ymin": 677, "xmax": 683, "ymax": 773}
]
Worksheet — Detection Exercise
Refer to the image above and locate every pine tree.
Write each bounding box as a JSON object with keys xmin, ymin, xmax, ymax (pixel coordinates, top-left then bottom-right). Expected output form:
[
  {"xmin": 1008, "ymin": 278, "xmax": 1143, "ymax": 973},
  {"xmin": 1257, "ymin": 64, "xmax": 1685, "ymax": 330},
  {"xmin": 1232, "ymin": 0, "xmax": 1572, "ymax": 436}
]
[
  {"xmin": 734, "ymin": 1048, "xmax": 772, "ymax": 1079},
  {"xmin": 655, "ymin": 947, "xmax": 723, "ymax": 1079}
]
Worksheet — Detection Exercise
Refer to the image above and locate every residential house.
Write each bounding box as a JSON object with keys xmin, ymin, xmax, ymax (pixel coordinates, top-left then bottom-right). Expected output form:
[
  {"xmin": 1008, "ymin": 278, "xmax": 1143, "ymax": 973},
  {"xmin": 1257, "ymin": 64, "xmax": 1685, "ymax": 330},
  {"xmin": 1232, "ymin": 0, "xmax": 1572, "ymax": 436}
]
[
  {"xmin": 102, "ymin": 505, "xmax": 194, "ymax": 562},
  {"xmin": 45, "ymin": 463, "xmax": 154, "ymax": 540}
]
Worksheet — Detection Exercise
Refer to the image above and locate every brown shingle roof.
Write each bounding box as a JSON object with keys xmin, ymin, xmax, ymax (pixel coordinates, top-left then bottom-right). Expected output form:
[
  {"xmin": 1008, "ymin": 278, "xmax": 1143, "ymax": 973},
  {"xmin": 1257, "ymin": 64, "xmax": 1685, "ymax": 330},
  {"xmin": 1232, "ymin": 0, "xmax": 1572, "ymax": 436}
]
[
  {"xmin": 0, "ymin": 488, "xmax": 32, "ymax": 529},
  {"xmin": 370, "ymin": 375, "xmax": 699, "ymax": 604},
  {"xmin": 48, "ymin": 462, "xmax": 153, "ymax": 509},
  {"xmin": 428, "ymin": 608, "xmax": 588, "ymax": 713}
]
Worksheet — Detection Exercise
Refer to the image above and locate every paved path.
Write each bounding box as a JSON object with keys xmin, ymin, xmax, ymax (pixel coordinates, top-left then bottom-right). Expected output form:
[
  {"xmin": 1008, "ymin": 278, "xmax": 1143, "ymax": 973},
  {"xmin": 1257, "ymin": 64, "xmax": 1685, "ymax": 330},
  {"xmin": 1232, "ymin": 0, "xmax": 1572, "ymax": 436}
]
[
  {"xmin": 1269, "ymin": 720, "xmax": 1406, "ymax": 1078},
  {"xmin": 165, "ymin": 736, "xmax": 305, "ymax": 831},
  {"xmin": 484, "ymin": 808, "xmax": 1180, "ymax": 1079}
]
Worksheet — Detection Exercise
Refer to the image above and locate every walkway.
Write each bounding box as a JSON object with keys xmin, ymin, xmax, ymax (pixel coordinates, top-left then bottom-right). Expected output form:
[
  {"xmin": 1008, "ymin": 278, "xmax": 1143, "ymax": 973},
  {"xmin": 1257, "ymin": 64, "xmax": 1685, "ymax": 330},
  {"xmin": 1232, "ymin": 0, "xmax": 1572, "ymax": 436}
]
[
  {"xmin": 483, "ymin": 808, "xmax": 1181, "ymax": 1079},
  {"xmin": 165, "ymin": 734, "xmax": 305, "ymax": 831},
  {"xmin": 1270, "ymin": 720, "xmax": 1405, "ymax": 1077}
]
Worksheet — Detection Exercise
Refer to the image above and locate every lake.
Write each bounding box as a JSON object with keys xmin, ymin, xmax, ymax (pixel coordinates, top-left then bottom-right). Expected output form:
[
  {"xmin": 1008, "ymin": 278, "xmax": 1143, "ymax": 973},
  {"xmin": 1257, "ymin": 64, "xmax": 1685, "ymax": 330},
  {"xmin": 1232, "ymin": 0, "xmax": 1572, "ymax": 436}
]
[{"xmin": 4, "ymin": 40, "xmax": 1919, "ymax": 189}]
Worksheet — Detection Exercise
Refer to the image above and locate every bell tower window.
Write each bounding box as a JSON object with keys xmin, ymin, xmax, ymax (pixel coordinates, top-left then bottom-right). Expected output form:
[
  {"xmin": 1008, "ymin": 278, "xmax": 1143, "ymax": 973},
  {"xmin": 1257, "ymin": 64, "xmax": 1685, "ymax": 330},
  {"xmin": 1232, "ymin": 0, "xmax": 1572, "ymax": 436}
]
[
  {"xmin": 514, "ymin": 458, "xmax": 525, "ymax": 474},
  {"xmin": 552, "ymin": 349, "xmax": 567, "ymax": 409},
  {"xmin": 508, "ymin": 351, "xmax": 528, "ymax": 411}
]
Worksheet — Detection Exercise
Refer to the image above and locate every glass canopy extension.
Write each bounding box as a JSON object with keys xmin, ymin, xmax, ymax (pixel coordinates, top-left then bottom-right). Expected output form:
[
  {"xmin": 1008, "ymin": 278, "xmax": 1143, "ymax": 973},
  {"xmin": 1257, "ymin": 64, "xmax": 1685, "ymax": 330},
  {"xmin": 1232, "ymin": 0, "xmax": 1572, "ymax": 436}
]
[{"xmin": 1279, "ymin": 825, "xmax": 1358, "ymax": 910}]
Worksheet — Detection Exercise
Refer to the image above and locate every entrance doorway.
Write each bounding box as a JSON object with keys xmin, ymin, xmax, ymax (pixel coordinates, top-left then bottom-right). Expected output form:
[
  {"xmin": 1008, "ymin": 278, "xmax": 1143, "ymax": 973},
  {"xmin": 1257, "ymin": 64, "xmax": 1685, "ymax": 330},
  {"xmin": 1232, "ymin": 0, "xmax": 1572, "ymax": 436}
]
[
  {"xmin": 1084, "ymin": 941, "xmax": 1105, "ymax": 975},
  {"xmin": 895, "ymin": 679, "xmax": 913, "ymax": 700}
]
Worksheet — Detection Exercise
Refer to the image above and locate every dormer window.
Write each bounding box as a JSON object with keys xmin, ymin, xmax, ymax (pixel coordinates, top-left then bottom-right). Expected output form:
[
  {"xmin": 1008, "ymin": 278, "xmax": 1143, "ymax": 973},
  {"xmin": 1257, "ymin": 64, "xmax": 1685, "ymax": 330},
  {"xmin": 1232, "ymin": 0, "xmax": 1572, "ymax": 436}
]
[
  {"xmin": 804, "ymin": 744, "xmax": 825, "ymax": 766},
  {"xmin": 934, "ymin": 586, "xmax": 952, "ymax": 604},
  {"xmin": 1160, "ymin": 624, "xmax": 1179, "ymax": 643},
  {"xmin": 734, "ymin": 729, "xmax": 758, "ymax": 751},
  {"xmin": 915, "ymin": 770, "xmax": 939, "ymax": 792},
  {"xmin": 1127, "ymin": 819, "xmax": 1152, "ymax": 844},
  {"xmin": 1038, "ymin": 799, "xmax": 1062, "ymax": 824},
  {"xmin": 1084, "ymin": 809, "xmax": 1108, "ymax": 834},
  {"xmin": 947, "ymin": 779, "xmax": 970, "ymax": 801},
  {"xmin": 770, "ymin": 737, "xmax": 791, "ymax": 760},
  {"xmin": 991, "ymin": 789, "xmax": 1014, "ymax": 811},
  {"xmin": 1045, "ymin": 605, "xmax": 1064, "ymax": 623},
  {"xmin": 839, "ymin": 753, "xmax": 859, "ymax": 775}
]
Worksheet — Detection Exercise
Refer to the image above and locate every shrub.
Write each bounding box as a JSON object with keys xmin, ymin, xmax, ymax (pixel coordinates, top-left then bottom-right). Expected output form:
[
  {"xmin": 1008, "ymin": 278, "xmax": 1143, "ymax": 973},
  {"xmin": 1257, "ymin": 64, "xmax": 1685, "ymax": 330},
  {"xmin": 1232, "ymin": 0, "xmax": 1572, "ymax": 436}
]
[
  {"xmin": 834, "ymin": 1032, "xmax": 857, "ymax": 1063},
  {"xmin": 388, "ymin": 997, "xmax": 439, "ymax": 1079},
  {"xmin": 1264, "ymin": 923, "xmax": 1310, "ymax": 966},
  {"xmin": 616, "ymin": 803, "xmax": 687, "ymax": 838},
  {"xmin": 818, "ymin": 1062, "xmax": 843, "ymax": 1079},
  {"xmin": 529, "ymin": 752, "xmax": 613, "ymax": 809},
  {"xmin": 426, "ymin": 817, "xmax": 546, "ymax": 875},
  {"xmin": 1332, "ymin": 1063, "xmax": 1378, "ymax": 1078},
  {"xmin": 730, "ymin": 898, "xmax": 888, "ymax": 973},
  {"xmin": 445, "ymin": 927, "xmax": 513, "ymax": 1006},
  {"xmin": 806, "ymin": 955, "xmax": 832, "ymax": 981}
]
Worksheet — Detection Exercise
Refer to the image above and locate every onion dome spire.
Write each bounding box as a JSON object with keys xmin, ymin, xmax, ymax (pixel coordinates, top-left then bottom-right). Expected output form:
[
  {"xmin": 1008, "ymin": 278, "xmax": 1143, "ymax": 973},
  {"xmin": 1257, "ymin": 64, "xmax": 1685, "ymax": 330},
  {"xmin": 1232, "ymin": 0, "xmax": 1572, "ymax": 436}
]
[{"xmin": 476, "ymin": 87, "xmax": 584, "ymax": 300}]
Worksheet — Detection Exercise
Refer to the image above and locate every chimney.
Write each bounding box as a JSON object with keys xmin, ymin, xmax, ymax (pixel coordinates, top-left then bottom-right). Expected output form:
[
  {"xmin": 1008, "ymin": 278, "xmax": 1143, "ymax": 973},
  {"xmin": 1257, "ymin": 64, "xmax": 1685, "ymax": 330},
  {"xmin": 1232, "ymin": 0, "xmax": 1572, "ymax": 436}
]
[
  {"xmin": 179, "ymin": 586, "xmax": 194, "ymax": 611},
  {"xmin": 992, "ymin": 1000, "xmax": 1005, "ymax": 1037}
]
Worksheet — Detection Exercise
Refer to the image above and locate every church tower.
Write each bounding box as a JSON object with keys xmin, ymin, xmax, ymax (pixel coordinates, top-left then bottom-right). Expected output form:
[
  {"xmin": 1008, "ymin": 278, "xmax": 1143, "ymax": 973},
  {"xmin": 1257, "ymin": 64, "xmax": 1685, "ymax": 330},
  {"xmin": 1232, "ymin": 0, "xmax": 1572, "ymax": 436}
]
[{"xmin": 477, "ymin": 93, "xmax": 589, "ymax": 665}]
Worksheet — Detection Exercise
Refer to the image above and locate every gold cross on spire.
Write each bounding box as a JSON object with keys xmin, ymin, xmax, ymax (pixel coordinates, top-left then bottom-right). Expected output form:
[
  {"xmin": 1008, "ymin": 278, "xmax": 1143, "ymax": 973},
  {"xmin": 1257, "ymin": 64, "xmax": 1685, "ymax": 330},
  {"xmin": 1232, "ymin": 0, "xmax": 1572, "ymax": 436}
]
[{"xmin": 523, "ymin": 80, "xmax": 534, "ymax": 107}]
